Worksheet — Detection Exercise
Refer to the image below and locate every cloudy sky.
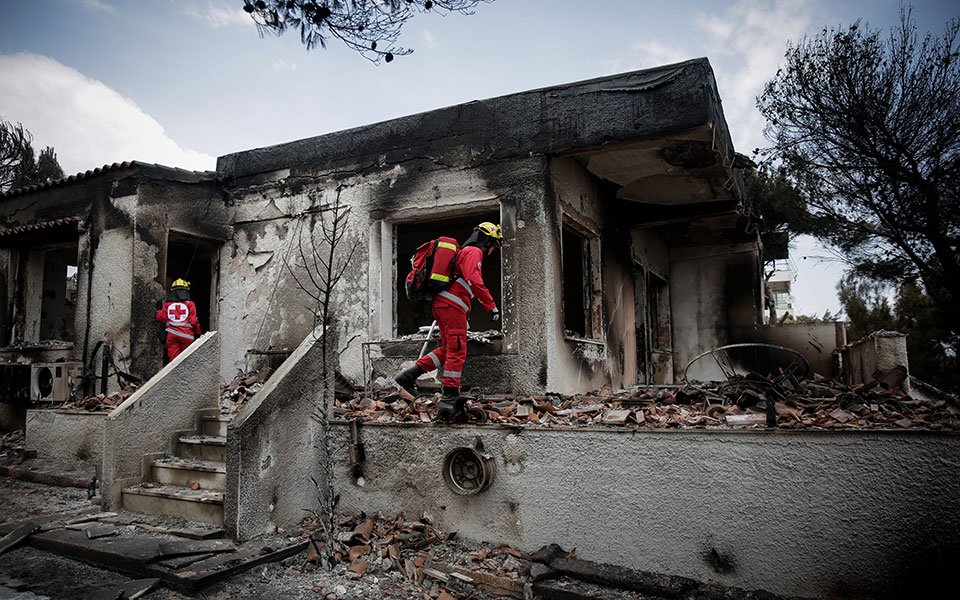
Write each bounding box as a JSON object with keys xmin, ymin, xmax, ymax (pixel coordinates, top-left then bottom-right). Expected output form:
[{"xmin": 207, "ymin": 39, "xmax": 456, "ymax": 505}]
[{"xmin": 1, "ymin": 0, "xmax": 957, "ymax": 316}]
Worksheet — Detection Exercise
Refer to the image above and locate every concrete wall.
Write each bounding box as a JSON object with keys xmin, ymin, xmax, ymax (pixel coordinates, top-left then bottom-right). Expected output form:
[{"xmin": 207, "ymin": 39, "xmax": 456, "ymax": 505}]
[
  {"xmin": 759, "ymin": 322, "xmax": 847, "ymax": 378},
  {"xmin": 86, "ymin": 226, "xmax": 135, "ymax": 375},
  {"xmin": 101, "ymin": 331, "xmax": 219, "ymax": 509},
  {"xmin": 25, "ymin": 409, "xmax": 105, "ymax": 463},
  {"xmin": 670, "ymin": 243, "xmax": 762, "ymax": 380},
  {"xmin": 328, "ymin": 423, "xmax": 960, "ymax": 599},
  {"xmin": 225, "ymin": 326, "xmax": 328, "ymax": 540},
  {"xmin": 841, "ymin": 330, "xmax": 910, "ymax": 389}
]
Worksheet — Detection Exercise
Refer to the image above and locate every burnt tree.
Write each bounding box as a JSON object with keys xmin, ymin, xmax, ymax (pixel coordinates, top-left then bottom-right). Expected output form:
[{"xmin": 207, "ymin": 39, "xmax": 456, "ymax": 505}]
[{"xmin": 285, "ymin": 188, "xmax": 358, "ymax": 565}]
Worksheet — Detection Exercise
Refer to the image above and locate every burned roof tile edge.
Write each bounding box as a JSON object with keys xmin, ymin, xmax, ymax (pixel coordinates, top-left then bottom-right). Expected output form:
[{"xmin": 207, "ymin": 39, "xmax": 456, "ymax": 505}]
[{"xmin": 0, "ymin": 160, "xmax": 217, "ymax": 200}]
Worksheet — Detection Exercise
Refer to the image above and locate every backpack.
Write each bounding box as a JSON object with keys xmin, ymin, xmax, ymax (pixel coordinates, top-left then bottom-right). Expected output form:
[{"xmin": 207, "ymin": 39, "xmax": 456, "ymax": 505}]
[{"xmin": 405, "ymin": 236, "xmax": 459, "ymax": 300}]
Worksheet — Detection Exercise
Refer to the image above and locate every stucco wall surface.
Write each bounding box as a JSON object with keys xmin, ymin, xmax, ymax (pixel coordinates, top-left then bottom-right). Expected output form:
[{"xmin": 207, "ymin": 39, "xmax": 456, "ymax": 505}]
[
  {"xmin": 760, "ymin": 322, "xmax": 846, "ymax": 378},
  {"xmin": 328, "ymin": 424, "xmax": 960, "ymax": 599},
  {"xmin": 844, "ymin": 331, "xmax": 909, "ymax": 389},
  {"xmin": 670, "ymin": 244, "xmax": 761, "ymax": 381},
  {"xmin": 101, "ymin": 331, "xmax": 219, "ymax": 509},
  {"xmin": 25, "ymin": 409, "xmax": 105, "ymax": 463},
  {"xmin": 225, "ymin": 326, "xmax": 328, "ymax": 540}
]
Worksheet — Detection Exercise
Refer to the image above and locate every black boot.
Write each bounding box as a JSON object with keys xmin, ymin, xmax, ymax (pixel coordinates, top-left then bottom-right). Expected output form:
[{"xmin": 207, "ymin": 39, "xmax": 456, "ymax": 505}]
[
  {"xmin": 436, "ymin": 386, "xmax": 461, "ymax": 421},
  {"xmin": 394, "ymin": 364, "xmax": 424, "ymax": 397}
]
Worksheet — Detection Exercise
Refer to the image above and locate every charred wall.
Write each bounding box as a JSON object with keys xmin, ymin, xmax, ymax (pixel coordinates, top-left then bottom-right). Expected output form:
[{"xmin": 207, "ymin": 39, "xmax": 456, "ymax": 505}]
[
  {"xmin": 669, "ymin": 244, "xmax": 763, "ymax": 380},
  {"xmin": 218, "ymin": 60, "xmax": 721, "ymax": 183}
]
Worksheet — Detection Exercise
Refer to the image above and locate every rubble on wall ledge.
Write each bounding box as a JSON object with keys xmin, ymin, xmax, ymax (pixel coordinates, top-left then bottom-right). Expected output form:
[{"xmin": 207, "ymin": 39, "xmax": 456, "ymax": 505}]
[
  {"xmin": 335, "ymin": 371, "xmax": 960, "ymax": 431},
  {"xmin": 55, "ymin": 386, "xmax": 137, "ymax": 412}
]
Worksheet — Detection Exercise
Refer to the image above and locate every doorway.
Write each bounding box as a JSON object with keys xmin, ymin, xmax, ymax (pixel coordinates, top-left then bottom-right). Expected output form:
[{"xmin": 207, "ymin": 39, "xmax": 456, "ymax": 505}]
[{"xmin": 165, "ymin": 233, "xmax": 217, "ymax": 334}]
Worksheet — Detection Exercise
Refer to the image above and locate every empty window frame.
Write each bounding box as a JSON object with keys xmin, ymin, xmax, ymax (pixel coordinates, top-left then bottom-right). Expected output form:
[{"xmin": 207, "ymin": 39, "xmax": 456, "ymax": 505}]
[
  {"xmin": 561, "ymin": 218, "xmax": 601, "ymax": 340},
  {"xmin": 394, "ymin": 211, "xmax": 502, "ymax": 337},
  {"xmin": 16, "ymin": 241, "xmax": 79, "ymax": 343},
  {"xmin": 39, "ymin": 244, "xmax": 79, "ymax": 342}
]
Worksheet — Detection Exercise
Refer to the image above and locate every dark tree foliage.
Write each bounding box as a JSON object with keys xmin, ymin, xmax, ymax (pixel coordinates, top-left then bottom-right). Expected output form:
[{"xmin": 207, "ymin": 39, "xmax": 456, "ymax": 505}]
[
  {"xmin": 757, "ymin": 8, "xmax": 960, "ymax": 336},
  {"xmin": 243, "ymin": 0, "xmax": 491, "ymax": 63},
  {"xmin": 893, "ymin": 282, "xmax": 959, "ymax": 393},
  {"xmin": 0, "ymin": 118, "xmax": 64, "ymax": 193},
  {"xmin": 743, "ymin": 165, "xmax": 814, "ymax": 241},
  {"xmin": 837, "ymin": 276, "xmax": 896, "ymax": 342}
]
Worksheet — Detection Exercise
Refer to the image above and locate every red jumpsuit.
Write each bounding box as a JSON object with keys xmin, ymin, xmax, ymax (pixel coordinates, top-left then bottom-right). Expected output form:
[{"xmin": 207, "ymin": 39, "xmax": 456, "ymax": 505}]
[
  {"xmin": 414, "ymin": 246, "xmax": 497, "ymax": 390},
  {"xmin": 156, "ymin": 300, "xmax": 201, "ymax": 361}
]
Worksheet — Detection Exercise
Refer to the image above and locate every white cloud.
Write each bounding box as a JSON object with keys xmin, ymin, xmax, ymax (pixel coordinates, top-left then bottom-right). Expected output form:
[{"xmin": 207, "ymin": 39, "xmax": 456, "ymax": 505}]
[
  {"xmin": 77, "ymin": 0, "xmax": 116, "ymax": 13},
  {"xmin": 628, "ymin": 40, "xmax": 691, "ymax": 69},
  {"xmin": 184, "ymin": 2, "xmax": 254, "ymax": 29},
  {"xmin": 0, "ymin": 53, "xmax": 215, "ymax": 175},
  {"xmin": 696, "ymin": 0, "xmax": 815, "ymax": 154},
  {"xmin": 272, "ymin": 59, "xmax": 297, "ymax": 72},
  {"xmin": 422, "ymin": 29, "xmax": 435, "ymax": 50}
]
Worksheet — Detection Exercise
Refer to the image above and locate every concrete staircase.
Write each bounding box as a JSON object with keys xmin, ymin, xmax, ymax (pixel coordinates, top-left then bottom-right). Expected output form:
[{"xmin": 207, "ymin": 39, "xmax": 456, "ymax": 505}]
[{"xmin": 121, "ymin": 412, "xmax": 231, "ymax": 525}]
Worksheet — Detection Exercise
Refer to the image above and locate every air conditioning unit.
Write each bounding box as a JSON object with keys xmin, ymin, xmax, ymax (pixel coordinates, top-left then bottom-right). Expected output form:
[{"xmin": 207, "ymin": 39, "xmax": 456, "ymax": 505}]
[{"xmin": 30, "ymin": 362, "xmax": 83, "ymax": 403}]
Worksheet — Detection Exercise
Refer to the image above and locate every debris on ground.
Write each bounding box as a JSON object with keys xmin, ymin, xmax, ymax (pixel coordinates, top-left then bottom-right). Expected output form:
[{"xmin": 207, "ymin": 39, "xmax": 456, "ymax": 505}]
[
  {"xmin": 296, "ymin": 512, "xmax": 527, "ymax": 599},
  {"xmin": 338, "ymin": 371, "xmax": 960, "ymax": 431},
  {"xmin": 0, "ymin": 431, "xmax": 29, "ymax": 466},
  {"xmin": 219, "ymin": 367, "xmax": 273, "ymax": 414}
]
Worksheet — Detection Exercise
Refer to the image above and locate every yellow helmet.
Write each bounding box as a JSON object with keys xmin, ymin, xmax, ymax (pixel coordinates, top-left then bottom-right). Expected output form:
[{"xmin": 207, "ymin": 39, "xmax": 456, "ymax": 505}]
[
  {"xmin": 476, "ymin": 222, "xmax": 503, "ymax": 245},
  {"xmin": 171, "ymin": 278, "xmax": 191, "ymax": 290}
]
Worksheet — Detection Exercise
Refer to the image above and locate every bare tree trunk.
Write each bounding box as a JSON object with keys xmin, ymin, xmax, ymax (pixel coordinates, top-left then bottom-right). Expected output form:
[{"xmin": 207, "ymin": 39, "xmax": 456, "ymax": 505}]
[{"xmin": 285, "ymin": 188, "xmax": 358, "ymax": 566}]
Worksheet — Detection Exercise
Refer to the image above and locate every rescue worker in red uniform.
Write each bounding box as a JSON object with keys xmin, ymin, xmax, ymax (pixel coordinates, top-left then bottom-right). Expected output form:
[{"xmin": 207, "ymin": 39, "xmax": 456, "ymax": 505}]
[
  {"xmin": 395, "ymin": 222, "xmax": 503, "ymax": 421},
  {"xmin": 156, "ymin": 278, "xmax": 202, "ymax": 361}
]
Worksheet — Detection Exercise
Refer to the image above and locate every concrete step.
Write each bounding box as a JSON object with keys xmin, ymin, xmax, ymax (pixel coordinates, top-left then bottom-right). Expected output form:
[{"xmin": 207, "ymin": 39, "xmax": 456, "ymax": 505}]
[
  {"xmin": 177, "ymin": 435, "xmax": 226, "ymax": 462},
  {"xmin": 122, "ymin": 483, "xmax": 224, "ymax": 525},
  {"xmin": 152, "ymin": 457, "xmax": 227, "ymax": 491},
  {"xmin": 200, "ymin": 415, "xmax": 232, "ymax": 438}
]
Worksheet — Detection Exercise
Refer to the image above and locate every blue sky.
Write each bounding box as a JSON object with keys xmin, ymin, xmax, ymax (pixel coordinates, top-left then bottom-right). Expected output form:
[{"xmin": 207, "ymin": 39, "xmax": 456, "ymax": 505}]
[{"xmin": 2, "ymin": 0, "xmax": 958, "ymax": 316}]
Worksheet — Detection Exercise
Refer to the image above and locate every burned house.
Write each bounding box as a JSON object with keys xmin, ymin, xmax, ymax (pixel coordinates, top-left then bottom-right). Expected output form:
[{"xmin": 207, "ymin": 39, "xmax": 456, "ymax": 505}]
[
  {"xmin": 1, "ymin": 59, "xmax": 759, "ymax": 407},
  {"xmin": 1, "ymin": 59, "xmax": 957, "ymax": 599},
  {"xmin": 0, "ymin": 163, "xmax": 226, "ymax": 413}
]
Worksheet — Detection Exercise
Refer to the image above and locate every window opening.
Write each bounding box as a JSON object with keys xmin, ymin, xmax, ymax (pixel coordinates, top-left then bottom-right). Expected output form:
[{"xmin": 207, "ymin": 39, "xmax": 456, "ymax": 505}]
[
  {"xmin": 561, "ymin": 218, "xmax": 601, "ymax": 340},
  {"xmin": 394, "ymin": 211, "xmax": 501, "ymax": 336},
  {"xmin": 562, "ymin": 224, "xmax": 587, "ymax": 337},
  {"xmin": 647, "ymin": 273, "xmax": 670, "ymax": 352},
  {"xmin": 38, "ymin": 243, "xmax": 79, "ymax": 342}
]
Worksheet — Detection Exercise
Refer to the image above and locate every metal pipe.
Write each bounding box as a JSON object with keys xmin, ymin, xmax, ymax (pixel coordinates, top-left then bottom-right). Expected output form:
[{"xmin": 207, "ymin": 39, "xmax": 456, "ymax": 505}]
[{"xmin": 419, "ymin": 320, "xmax": 437, "ymax": 359}]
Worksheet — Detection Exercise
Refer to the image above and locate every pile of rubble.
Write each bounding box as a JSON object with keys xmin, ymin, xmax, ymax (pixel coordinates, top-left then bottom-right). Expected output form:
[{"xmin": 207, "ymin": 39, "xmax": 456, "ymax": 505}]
[
  {"xmin": 0, "ymin": 430, "xmax": 28, "ymax": 465},
  {"xmin": 56, "ymin": 387, "xmax": 137, "ymax": 411},
  {"xmin": 219, "ymin": 367, "xmax": 273, "ymax": 414},
  {"xmin": 335, "ymin": 372, "xmax": 960, "ymax": 431},
  {"xmin": 298, "ymin": 512, "xmax": 527, "ymax": 599}
]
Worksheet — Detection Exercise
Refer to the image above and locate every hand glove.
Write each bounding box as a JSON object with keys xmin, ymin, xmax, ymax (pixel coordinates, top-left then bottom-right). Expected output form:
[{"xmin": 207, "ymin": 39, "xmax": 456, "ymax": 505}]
[{"xmin": 491, "ymin": 308, "xmax": 500, "ymax": 322}]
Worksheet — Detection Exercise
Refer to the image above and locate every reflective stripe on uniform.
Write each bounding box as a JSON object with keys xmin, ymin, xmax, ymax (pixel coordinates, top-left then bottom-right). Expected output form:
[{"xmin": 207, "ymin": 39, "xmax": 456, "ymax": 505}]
[
  {"xmin": 442, "ymin": 370, "xmax": 462, "ymax": 379},
  {"xmin": 452, "ymin": 277, "xmax": 474, "ymax": 298},
  {"xmin": 165, "ymin": 328, "xmax": 195, "ymax": 340},
  {"xmin": 430, "ymin": 272, "xmax": 450, "ymax": 283},
  {"xmin": 437, "ymin": 290, "xmax": 469, "ymax": 312},
  {"xmin": 426, "ymin": 352, "xmax": 441, "ymax": 369},
  {"xmin": 437, "ymin": 241, "xmax": 457, "ymax": 251}
]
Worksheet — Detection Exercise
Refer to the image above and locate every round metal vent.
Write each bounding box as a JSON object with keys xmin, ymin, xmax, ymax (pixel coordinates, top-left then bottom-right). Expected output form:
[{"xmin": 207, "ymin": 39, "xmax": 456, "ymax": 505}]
[
  {"xmin": 442, "ymin": 437, "xmax": 494, "ymax": 496},
  {"xmin": 36, "ymin": 366, "xmax": 54, "ymax": 398}
]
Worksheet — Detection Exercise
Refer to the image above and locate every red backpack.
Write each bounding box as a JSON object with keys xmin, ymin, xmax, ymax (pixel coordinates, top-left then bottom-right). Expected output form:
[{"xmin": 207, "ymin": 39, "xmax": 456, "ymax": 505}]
[{"xmin": 405, "ymin": 236, "xmax": 459, "ymax": 300}]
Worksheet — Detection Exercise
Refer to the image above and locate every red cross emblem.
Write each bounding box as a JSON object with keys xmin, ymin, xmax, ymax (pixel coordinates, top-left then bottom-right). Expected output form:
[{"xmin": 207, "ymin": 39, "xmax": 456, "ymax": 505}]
[{"xmin": 166, "ymin": 302, "xmax": 189, "ymax": 324}]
